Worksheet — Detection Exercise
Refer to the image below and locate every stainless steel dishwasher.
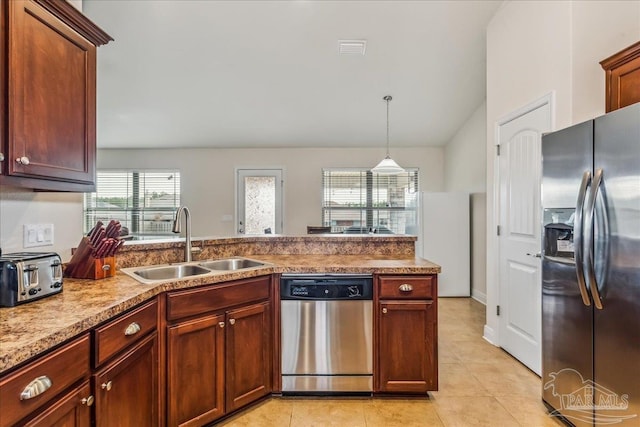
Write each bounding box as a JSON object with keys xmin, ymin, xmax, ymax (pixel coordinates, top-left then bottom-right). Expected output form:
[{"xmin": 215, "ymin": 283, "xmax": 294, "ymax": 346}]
[{"xmin": 280, "ymin": 274, "xmax": 373, "ymax": 394}]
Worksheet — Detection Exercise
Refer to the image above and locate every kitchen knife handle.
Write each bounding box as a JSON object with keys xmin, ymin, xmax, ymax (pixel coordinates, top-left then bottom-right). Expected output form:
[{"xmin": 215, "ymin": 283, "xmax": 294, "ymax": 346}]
[{"xmin": 573, "ymin": 170, "xmax": 592, "ymax": 307}]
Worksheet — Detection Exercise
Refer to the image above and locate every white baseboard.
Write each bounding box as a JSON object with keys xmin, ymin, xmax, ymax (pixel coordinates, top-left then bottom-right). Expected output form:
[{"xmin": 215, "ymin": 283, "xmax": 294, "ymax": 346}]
[
  {"xmin": 471, "ymin": 289, "xmax": 486, "ymax": 305},
  {"xmin": 483, "ymin": 324, "xmax": 498, "ymax": 346}
]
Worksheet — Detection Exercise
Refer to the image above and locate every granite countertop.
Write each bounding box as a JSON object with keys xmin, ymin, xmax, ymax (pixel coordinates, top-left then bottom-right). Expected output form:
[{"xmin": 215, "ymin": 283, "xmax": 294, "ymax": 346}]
[{"xmin": 0, "ymin": 255, "xmax": 440, "ymax": 375}]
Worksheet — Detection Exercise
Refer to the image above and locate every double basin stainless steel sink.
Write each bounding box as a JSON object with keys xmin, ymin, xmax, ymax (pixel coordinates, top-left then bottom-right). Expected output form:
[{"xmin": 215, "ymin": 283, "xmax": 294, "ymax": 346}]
[{"xmin": 122, "ymin": 257, "xmax": 268, "ymax": 284}]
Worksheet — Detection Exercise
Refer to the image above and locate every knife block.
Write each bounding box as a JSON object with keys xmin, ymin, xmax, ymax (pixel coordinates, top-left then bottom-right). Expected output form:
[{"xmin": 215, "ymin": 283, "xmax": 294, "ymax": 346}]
[{"xmin": 65, "ymin": 237, "xmax": 117, "ymax": 279}]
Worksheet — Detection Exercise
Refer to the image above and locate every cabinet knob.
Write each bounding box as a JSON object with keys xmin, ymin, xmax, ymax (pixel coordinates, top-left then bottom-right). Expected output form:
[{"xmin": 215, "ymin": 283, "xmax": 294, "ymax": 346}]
[
  {"xmin": 124, "ymin": 322, "xmax": 141, "ymax": 336},
  {"xmin": 101, "ymin": 381, "xmax": 112, "ymax": 391},
  {"xmin": 0, "ymin": 152, "xmax": 4, "ymax": 162},
  {"xmin": 229, "ymin": 318, "xmax": 236, "ymax": 325},
  {"xmin": 81, "ymin": 395, "xmax": 95, "ymax": 406},
  {"xmin": 16, "ymin": 156, "xmax": 30, "ymax": 165},
  {"xmin": 382, "ymin": 307, "xmax": 388, "ymax": 314},
  {"xmin": 219, "ymin": 321, "xmax": 225, "ymax": 328},
  {"xmin": 398, "ymin": 284, "xmax": 413, "ymax": 292},
  {"xmin": 20, "ymin": 376, "xmax": 52, "ymax": 400}
]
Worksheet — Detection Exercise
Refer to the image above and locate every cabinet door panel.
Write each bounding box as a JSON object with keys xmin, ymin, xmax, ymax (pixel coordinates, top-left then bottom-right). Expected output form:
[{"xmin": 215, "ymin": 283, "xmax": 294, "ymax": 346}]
[
  {"xmin": 94, "ymin": 333, "xmax": 158, "ymax": 427},
  {"xmin": 226, "ymin": 302, "xmax": 271, "ymax": 412},
  {"xmin": 0, "ymin": 334, "xmax": 90, "ymax": 427},
  {"xmin": 167, "ymin": 314, "xmax": 225, "ymax": 427},
  {"xmin": 23, "ymin": 380, "xmax": 92, "ymax": 427},
  {"xmin": 8, "ymin": 0, "xmax": 95, "ymax": 184},
  {"xmin": 377, "ymin": 301, "xmax": 437, "ymax": 393}
]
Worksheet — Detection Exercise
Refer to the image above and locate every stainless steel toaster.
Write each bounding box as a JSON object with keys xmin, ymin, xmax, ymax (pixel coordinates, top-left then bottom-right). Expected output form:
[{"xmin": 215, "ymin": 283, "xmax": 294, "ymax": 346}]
[{"xmin": 0, "ymin": 252, "xmax": 63, "ymax": 307}]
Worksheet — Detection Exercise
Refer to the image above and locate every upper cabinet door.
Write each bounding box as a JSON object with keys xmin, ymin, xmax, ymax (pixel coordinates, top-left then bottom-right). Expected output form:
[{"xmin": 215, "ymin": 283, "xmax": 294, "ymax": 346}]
[
  {"xmin": 8, "ymin": 0, "xmax": 96, "ymax": 185},
  {"xmin": 601, "ymin": 41, "xmax": 640, "ymax": 113}
]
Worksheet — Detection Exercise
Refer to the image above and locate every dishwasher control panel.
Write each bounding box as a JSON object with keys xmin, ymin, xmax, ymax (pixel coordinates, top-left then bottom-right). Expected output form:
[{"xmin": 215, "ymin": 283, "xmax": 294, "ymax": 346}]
[{"xmin": 281, "ymin": 274, "xmax": 373, "ymax": 300}]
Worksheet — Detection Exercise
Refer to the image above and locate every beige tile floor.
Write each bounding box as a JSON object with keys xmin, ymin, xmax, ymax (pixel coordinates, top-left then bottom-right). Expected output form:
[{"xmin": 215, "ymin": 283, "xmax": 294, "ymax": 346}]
[{"xmin": 217, "ymin": 298, "xmax": 563, "ymax": 427}]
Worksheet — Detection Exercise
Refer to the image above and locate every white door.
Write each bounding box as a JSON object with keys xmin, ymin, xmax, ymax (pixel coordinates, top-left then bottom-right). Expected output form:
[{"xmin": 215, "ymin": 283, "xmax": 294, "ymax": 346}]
[
  {"xmin": 237, "ymin": 169, "xmax": 283, "ymax": 235},
  {"xmin": 497, "ymin": 102, "xmax": 551, "ymax": 375}
]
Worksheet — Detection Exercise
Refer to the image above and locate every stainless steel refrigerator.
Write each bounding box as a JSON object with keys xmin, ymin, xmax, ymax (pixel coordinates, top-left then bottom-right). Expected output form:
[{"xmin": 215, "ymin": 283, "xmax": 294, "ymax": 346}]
[{"xmin": 541, "ymin": 104, "xmax": 640, "ymax": 426}]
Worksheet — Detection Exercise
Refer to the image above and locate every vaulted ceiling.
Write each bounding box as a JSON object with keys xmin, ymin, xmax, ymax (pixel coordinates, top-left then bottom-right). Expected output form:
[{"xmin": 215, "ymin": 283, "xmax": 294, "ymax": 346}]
[{"xmin": 84, "ymin": 0, "xmax": 501, "ymax": 149}]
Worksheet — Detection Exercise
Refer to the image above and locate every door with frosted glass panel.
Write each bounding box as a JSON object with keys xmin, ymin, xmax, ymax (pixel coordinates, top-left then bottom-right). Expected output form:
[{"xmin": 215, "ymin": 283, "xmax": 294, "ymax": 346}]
[{"xmin": 236, "ymin": 169, "xmax": 283, "ymax": 234}]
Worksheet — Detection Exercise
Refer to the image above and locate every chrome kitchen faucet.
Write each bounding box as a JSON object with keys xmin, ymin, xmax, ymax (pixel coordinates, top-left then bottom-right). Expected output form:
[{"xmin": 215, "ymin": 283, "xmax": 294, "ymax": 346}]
[{"xmin": 172, "ymin": 206, "xmax": 193, "ymax": 262}]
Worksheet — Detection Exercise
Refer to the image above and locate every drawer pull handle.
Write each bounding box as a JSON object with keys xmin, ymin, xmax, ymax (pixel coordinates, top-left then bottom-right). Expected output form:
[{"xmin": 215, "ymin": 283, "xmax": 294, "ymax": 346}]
[
  {"xmin": 219, "ymin": 321, "xmax": 225, "ymax": 328},
  {"xmin": 20, "ymin": 376, "xmax": 52, "ymax": 400},
  {"xmin": 81, "ymin": 395, "xmax": 94, "ymax": 406},
  {"xmin": 101, "ymin": 381, "xmax": 112, "ymax": 391},
  {"xmin": 124, "ymin": 322, "xmax": 141, "ymax": 336},
  {"xmin": 382, "ymin": 308, "xmax": 388, "ymax": 314},
  {"xmin": 399, "ymin": 284, "xmax": 413, "ymax": 292},
  {"xmin": 229, "ymin": 318, "xmax": 236, "ymax": 325}
]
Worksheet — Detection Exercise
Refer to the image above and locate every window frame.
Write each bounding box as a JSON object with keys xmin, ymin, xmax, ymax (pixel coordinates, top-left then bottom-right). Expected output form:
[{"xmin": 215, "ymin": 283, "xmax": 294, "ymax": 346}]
[
  {"xmin": 83, "ymin": 169, "xmax": 181, "ymax": 239},
  {"xmin": 321, "ymin": 168, "xmax": 419, "ymax": 234}
]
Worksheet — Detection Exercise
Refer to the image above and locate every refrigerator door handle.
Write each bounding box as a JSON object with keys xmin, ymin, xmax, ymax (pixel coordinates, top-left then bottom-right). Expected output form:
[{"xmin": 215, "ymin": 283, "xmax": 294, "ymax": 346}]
[
  {"xmin": 574, "ymin": 170, "xmax": 592, "ymax": 306},
  {"xmin": 585, "ymin": 168, "xmax": 604, "ymax": 310}
]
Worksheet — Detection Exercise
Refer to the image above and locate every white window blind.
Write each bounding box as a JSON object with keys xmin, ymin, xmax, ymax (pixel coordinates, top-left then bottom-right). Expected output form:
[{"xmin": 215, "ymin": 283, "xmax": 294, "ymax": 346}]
[
  {"xmin": 83, "ymin": 170, "xmax": 181, "ymax": 239},
  {"xmin": 322, "ymin": 169, "xmax": 418, "ymax": 234}
]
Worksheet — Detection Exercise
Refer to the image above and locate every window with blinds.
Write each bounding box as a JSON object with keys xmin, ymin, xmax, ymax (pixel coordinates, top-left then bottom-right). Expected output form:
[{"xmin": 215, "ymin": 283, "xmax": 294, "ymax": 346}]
[
  {"xmin": 83, "ymin": 170, "xmax": 181, "ymax": 239},
  {"xmin": 322, "ymin": 169, "xmax": 419, "ymax": 234}
]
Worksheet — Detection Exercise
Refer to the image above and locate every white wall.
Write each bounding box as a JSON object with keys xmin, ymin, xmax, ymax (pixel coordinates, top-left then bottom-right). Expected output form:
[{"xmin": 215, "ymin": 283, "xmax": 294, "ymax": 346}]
[
  {"xmin": 0, "ymin": 147, "xmax": 443, "ymax": 261},
  {"xmin": 98, "ymin": 146, "xmax": 445, "ymax": 237},
  {"xmin": 485, "ymin": 0, "xmax": 640, "ymax": 344},
  {"xmin": 444, "ymin": 102, "xmax": 487, "ymax": 303},
  {"xmin": 0, "ymin": 188, "xmax": 84, "ymax": 261},
  {"xmin": 445, "ymin": 103, "xmax": 487, "ymax": 192},
  {"xmin": 67, "ymin": 0, "xmax": 82, "ymax": 12}
]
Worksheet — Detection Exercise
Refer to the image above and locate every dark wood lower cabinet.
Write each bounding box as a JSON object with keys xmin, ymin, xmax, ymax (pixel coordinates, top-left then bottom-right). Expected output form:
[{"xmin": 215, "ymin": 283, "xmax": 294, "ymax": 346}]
[
  {"xmin": 22, "ymin": 380, "xmax": 92, "ymax": 427},
  {"xmin": 225, "ymin": 302, "xmax": 271, "ymax": 412},
  {"xmin": 1, "ymin": 272, "xmax": 442, "ymax": 427},
  {"xmin": 377, "ymin": 300, "xmax": 437, "ymax": 393},
  {"xmin": 167, "ymin": 314, "xmax": 225, "ymax": 427},
  {"xmin": 93, "ymin": 333, "xmax": 159, "ymax": 427},
  {"xmin": 165, "ymin": 276, "xmax": 273, "ymax": 426}
]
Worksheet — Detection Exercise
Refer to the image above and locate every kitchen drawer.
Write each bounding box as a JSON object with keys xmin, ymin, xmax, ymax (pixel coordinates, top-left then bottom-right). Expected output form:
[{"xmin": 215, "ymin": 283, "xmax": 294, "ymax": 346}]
[
  {"xmin": 94, "ymin": 298, "xmax": 158, "ymax": 367},
  {"xmin": 0, "ymin": 334, "xmax": 90, "ymax": 427},
  {"xmin": 378, "ymin": 275, "xmax": 435, "ymax": 299},
  {"xmin": 167, "ymin": 276, "xmax": 270, "ymax": 321}
]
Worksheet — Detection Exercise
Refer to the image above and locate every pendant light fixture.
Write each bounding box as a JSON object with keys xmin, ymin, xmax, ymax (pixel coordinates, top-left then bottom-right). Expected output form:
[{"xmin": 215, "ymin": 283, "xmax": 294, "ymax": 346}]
[{"xmin": 372, "ymin": 95, "xmax": 405, "ymax": 175}]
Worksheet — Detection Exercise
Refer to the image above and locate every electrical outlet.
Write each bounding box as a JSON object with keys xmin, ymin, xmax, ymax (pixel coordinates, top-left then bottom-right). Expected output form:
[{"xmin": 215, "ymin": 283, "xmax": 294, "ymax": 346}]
[{"xmin": 23, "ymin": 224, "xmax": 54, "ymax": 248}]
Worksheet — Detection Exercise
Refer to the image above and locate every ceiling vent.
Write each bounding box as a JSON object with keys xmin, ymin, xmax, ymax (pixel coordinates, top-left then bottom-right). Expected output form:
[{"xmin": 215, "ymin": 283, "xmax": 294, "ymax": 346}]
[{"xmin": 339, "ymin": 40, "xmax": 367, "ymax": 55}]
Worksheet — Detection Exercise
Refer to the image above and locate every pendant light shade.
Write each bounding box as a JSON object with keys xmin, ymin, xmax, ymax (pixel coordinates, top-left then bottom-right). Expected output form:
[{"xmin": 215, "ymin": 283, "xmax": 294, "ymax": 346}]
[
  {"xmin": 372, "ymin": 95, "xmax": 405, "ymax": 175},
  {"xmin": 372, "ymin": 155, "xmax": 405, "ymax": 174}
]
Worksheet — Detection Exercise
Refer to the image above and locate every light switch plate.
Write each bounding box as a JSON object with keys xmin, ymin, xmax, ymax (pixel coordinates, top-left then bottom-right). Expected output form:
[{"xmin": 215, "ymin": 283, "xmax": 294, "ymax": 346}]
[{"xmin": 23, "ymin": 224, "xmax": 54, "ymax": 248}]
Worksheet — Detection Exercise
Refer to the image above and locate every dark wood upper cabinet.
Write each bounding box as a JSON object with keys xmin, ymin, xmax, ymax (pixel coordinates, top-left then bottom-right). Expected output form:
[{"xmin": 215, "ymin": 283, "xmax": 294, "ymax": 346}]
[
  {"xmin": 601, "ymin": 41, "xmax": 640, "ymax": 113},
  {"xmin": 0, "ymin": 0, "xmax": 112, "ymax": 191}
]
